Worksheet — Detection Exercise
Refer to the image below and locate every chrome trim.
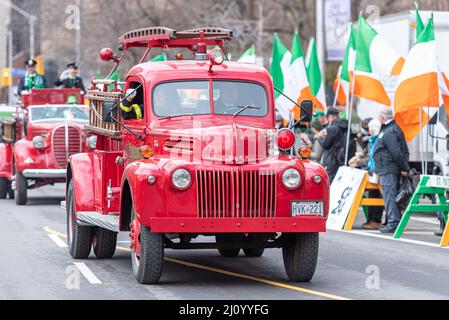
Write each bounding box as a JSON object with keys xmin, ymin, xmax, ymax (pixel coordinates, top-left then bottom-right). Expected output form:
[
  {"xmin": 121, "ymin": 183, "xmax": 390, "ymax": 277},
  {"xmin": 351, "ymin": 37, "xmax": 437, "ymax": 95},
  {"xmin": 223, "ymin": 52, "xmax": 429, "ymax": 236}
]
[{"xmin": 22, "ymin": 169, "xmax": 66, "ymax": 179}]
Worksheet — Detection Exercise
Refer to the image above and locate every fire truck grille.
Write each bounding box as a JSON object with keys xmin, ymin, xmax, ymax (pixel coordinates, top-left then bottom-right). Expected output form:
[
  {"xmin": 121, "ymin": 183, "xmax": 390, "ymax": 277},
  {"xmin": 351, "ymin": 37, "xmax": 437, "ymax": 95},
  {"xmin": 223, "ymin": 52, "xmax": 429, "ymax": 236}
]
[
  {"xmin": 52, "ymin": 126, "xmax": 81, "ymax": 169},
  {"xmin": 196, "ymin": 169, "xmax": 277, "ymax": 219}
]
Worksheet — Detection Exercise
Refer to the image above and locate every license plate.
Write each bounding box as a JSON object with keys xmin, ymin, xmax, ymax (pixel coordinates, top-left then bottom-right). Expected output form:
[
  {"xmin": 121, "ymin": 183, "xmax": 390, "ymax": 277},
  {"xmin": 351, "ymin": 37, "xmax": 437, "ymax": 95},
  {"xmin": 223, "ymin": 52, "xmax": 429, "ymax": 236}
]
[{"xmin": 291, "ymin": 201, "xmax": 324, "ymax": 217}]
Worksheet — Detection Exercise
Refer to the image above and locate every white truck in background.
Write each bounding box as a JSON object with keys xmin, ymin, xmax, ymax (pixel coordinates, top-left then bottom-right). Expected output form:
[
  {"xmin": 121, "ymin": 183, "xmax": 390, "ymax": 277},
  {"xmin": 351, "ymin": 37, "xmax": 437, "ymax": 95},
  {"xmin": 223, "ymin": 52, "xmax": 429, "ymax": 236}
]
[{"xmin": 356, "ymin": 10, "xmax": 449, "ymax": 176}]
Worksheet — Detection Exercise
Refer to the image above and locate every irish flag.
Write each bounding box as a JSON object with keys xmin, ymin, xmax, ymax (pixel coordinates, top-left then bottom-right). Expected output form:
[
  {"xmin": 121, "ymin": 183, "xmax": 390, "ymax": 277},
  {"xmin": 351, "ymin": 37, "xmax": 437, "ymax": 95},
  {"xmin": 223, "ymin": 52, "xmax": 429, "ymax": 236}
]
[
  {"xmin": 238, "ymin": 45, "xmax": 256, "ymax": 64},
  {"xmin": 270, "ymin": 34, "xmax": 293, "ymax": 122},
  {"xmin": 306, "ymin": 38, "xmax": 326, "ymax": 111},
  {"xmin": 394, "ymin": 16, "xmax": 440, "ymax": 142},
  {"xmin": 334, "ymin": 26, "xmax": 356, "ymax": 106},
  {"xmin": 353, "ymin": 15, "xmax": 405, "ymax": 106}
]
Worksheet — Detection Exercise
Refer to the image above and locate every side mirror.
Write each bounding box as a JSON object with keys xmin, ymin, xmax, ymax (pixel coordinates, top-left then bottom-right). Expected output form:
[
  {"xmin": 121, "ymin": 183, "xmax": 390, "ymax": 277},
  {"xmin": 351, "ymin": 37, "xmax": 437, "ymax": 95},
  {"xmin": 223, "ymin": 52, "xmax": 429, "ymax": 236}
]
[
  {"xmin": 300, "ymin": 100, "xmax": 314, "ymax": 123},
  {"xmin": 102, "ymin": 101, "xmax": 115, "ymax": 123}
]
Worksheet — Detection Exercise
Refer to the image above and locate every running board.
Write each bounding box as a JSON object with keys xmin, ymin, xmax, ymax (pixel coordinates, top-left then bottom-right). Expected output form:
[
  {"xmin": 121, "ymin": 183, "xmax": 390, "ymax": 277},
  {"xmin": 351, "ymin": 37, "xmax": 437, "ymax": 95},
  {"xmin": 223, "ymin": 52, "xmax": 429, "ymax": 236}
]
[{"xmin": 77, "ymin": 212, "xmax": 120, "ymax": 233}]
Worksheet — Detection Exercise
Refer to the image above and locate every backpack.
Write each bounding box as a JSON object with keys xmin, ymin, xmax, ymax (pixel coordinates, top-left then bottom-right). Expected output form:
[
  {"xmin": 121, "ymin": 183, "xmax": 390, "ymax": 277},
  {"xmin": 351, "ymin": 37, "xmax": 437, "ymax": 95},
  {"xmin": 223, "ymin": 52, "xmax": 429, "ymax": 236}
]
[{"xmin": 335, "ymin": 126, "xmax": 356, "ymax": 166}]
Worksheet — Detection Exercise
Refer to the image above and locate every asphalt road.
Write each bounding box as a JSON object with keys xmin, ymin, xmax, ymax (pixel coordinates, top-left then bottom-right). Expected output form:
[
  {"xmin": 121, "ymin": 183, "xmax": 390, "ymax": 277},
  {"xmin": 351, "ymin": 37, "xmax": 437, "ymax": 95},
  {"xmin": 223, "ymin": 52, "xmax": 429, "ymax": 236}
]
[{"xmin": 1, "ymin": 185, "xmax": 448, "ymax": 300}]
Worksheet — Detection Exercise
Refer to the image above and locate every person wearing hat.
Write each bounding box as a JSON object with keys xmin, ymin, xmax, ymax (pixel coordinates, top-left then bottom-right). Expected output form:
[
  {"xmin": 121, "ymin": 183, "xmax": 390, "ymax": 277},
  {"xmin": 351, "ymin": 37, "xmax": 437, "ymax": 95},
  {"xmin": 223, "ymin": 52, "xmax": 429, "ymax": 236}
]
[
  {"xmin": 55, "ymin": 63, "xmax": 86, "ymax": 93},
  {"xmin": 17, "ymin": 59, "xmax": 47, "ymax": 95},
  {"xmin": 310, "ymin": 110, "xmax": 328, "ymax": 136}
]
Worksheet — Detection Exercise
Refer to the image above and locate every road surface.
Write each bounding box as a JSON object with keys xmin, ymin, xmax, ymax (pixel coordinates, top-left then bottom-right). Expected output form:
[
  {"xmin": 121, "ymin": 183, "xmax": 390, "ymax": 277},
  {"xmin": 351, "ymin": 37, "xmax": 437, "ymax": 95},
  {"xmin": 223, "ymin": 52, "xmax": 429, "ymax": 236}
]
[{"xmin": 1, "ymin": 185, "xmax": 448, "ymax": 300}]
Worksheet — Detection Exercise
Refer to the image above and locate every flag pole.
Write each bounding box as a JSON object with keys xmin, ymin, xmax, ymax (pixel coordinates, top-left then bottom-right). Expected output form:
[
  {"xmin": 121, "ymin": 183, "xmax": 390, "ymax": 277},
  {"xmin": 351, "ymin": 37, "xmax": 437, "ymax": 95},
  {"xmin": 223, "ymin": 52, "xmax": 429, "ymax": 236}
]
[
  {"xmin": 344, "ymin": 72, "xmax": 356, "ymax": 166},
  {"xmin": 333, "ymin": 65, "xmax": 343, "ymax": 109}
]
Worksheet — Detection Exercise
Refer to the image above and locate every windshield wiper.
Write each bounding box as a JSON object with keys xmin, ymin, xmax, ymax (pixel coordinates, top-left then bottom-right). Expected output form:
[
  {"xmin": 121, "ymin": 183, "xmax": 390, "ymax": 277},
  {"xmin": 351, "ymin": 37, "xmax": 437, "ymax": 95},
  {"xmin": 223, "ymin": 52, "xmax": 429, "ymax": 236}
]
[
  {"xmin": 233, "ymin": 105, "xmax": 261, "ymax": 118},
  {"xmin": 159, "ymin": 113, "xmax": 194, "ymax": 120}
]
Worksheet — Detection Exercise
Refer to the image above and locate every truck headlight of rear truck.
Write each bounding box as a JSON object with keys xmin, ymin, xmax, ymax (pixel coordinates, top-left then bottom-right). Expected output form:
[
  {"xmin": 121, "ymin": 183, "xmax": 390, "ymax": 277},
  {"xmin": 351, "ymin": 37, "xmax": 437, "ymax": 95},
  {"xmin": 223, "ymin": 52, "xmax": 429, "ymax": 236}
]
[
  {"xmin": 171, "ymin": 168, "xmax": 192, "ymax": 190},
  {"xmin": 32, "ymin": 136, "xmax": 45, "ymax": 150},
  {"xmin": 282, "ymin": 168, "xmax": 301, "ymax": 190}
]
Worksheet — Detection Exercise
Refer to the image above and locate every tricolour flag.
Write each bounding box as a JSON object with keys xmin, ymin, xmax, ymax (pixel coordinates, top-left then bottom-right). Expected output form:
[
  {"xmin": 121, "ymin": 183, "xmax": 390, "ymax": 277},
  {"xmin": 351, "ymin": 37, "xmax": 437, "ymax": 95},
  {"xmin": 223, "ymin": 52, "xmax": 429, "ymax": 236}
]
[
  {"xmin": 152, "ymin": 53, "xmax": 167, "ymax": 61},
  {"xmin": 238, "ymin": 45, "xmax": 256, "ymax": 64},
  {"xmin": 394, "ymin": 16, "xmax": 440, "ymax": 142},
  {"xmin": 353, "ymin": 15, "xmax": 405, "ymax": 106},
  {"xmin": 270, "ymin": 34, "xmax": 293, "ymax": 122},
  {"xmin": 285, "ymin": 31, "xmax": 314, "ymax": 121},
  {"xmin": 306, "ymin": 38, "xmax": 326, "ymax": 111},
  {"xmin": 415, "ymin": 4, "xmax": 425, "ymax": 40},
  {"xmin": 334, "ymin": 25, "xmax": 356, "ymax": 106}
]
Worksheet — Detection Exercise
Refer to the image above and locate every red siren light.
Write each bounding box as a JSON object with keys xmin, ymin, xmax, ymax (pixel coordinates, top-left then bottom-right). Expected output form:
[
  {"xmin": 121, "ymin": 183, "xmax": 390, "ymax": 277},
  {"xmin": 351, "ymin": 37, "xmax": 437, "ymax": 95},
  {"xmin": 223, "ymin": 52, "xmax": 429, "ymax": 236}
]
[
  {"xmin": 99, "ymin": 48, "xmax": 116, "ymax": 62},
  {"xmin": 276, "ymin": 129, "xmax": 296, "ymax": 152}
]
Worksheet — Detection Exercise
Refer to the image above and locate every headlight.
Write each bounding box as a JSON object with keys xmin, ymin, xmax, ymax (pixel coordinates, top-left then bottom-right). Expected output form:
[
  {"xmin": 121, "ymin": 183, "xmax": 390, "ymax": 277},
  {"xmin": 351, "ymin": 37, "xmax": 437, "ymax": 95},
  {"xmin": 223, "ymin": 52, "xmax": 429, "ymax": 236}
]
[
  {"xmin": 171, "ymin": 168, "xmax": 192, "ymax": 190},
  {"xmin": 32, "ymin": 136, "xmax": 45, "ymax": 150},
  {"xmin": 88, "ymin": 135, "xmax": 97, "ymax": 149},
  {"xmin": 282, "ymin": 168, "xmax": 301, "ymax": 190}
]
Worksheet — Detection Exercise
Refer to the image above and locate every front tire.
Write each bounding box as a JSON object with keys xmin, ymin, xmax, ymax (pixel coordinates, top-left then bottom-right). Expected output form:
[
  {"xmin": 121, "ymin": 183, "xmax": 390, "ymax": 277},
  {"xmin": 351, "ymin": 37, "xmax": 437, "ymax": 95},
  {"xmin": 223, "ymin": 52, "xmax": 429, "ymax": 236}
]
[
  {"xmin": 0, "ymin": 177, "xmax": 8, "ymax": 199},
  {"xmin": 93, "ymin": 227, "xmax": 117, "ymax": 259},
  {"xmin": 216, "ymin": 234, "xmax": 242, "ymax": 257},
  {"xmin": 282, "ymin": 233, "xmax": 319, "ymax": 282},
  {"xmin": 67, "ymin": 180, "xmax": 93, "ymax": 259},
  {"xmin": 243, "ymin": 248, "xmax": 265, "ymax": 257},
  {"xmin": 14, "ymin": 171, "xmax": 28, "ymax": 206},
  {"xmin": 131, "ymin": 208, "xmax": 164, "ymax": 284}
]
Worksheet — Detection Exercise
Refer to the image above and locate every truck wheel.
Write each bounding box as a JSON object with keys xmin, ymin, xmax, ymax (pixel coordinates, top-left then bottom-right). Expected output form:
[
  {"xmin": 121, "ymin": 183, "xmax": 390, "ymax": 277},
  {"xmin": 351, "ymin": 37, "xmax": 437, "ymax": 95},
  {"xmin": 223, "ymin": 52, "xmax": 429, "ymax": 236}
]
[
  {"xmin": 216, "ymin": 234, "xmax": 241, "ymax": 257},
  {"xmin": 130, "ymin": 207, "xmax": 164, "ymax": 284},
  {"xmin": 67, "ymin": 180, "xmax": 93, "ymax": 259},
  {"xmin": 8, "ymin": 184, "xmax": 14, "ymax": 200},
  {"xmin": 93, "ymin": 227, "xmax": 117, "ymax": 259},
  {"xmin": 243, "ymin": 248, "xmax": 265, "ymax": 258},
  {"xmin": 0, "ymin": 177, "xmax": 7, "ymax": 199},
  {"xmin": 282, "ymin": 233, "xmax": 319, "ymax": 282},
  {"xmin": 14, "ymin": 171, "xmax": 28, "ymax": 206}
]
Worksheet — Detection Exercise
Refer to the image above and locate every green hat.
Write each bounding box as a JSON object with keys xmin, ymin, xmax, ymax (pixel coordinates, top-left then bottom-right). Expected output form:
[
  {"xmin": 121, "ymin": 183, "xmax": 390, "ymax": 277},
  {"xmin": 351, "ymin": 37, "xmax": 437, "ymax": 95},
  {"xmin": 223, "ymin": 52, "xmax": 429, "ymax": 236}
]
[
  {"xmin": 313, "ymin": 110, "xmax": 326, "ymax": 117},
  {"xmin": 66, "ymin": 96, "xmax": 78, "ymax": 104}
]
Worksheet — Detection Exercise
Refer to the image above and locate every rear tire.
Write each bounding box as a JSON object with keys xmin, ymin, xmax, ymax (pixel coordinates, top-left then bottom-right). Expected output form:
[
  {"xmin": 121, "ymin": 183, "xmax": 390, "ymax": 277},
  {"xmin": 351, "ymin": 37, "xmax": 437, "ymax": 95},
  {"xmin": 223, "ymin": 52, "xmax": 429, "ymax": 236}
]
[
  {"xmin": 243, "ymin": 248, "xmax": 265, "ymax": 257},
  {"xmin": 216, "ymin": 234, "xmax": 241, "ymax": 257},
  {"xmin": 93, "ymin": 227, "xmax": 117, "ymax": 259},
  {"xmin": 131, "ymin": 208, "xmax": 164, "ymax": 284},
  {"xmin": 67, "ymin": 180, "xmax": 93, "ymax": 259},
  {"xmin": 282, "ymin": 233, "xmax": 319, "ymax": 282},
  {"xmin": 14, "ymin": 171, "xmax": 28, "ymax": 206},
  {"xmin": 0, "ymin": 177, "xmax": 7, "ymax": 199}
]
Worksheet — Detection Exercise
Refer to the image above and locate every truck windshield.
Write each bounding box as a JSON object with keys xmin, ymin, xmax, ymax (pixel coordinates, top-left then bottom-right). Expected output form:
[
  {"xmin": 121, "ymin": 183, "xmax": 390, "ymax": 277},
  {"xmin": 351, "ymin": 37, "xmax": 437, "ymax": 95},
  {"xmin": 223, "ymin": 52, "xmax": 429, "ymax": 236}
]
[
  {"xmin": 29, "ymin": 105, "xmax": 89, "ymax": 123},
  {"xmin": 153, "ymin": 81, "xmax": 268, "ymax": 118}
]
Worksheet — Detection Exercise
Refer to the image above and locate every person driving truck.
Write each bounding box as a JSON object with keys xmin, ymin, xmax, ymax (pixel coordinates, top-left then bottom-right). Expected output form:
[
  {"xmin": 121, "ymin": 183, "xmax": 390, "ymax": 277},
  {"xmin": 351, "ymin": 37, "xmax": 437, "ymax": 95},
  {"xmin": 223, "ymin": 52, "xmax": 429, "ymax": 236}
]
[{"xmin": 120, "ymin": 88, "xmax": 144, "ymax": 120}]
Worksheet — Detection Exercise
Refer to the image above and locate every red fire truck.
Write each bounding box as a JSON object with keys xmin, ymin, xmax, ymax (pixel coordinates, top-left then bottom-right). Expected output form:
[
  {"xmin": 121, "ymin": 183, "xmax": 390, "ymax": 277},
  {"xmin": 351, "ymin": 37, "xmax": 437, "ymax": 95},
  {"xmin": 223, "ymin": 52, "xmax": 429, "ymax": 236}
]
[
  {"xmin": 0, "ymin": 89, "xmax": 96, "ymax": 205},
  {"xmin": 66, "ymin": 27, "xmax": 329, "ymax": 284}
]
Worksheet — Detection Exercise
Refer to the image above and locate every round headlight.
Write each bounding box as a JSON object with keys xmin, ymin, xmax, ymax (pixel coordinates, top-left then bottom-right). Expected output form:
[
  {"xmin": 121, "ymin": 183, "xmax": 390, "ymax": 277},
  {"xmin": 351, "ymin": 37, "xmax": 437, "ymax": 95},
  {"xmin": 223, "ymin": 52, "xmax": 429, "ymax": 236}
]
[
  {"xmin": 32, "ymin": 136, "xmax": 45, "ymax": 150},
  {"xmin": 282, "ymin": 168, "xmax": 301, "ymax": 190},
  {"xmin": 171, "ymin": 168, "xmax": 192, "ymax": 190},
  {"xmin": 88, "ymin": 135, "xmax": 97, "ymax": 149}
]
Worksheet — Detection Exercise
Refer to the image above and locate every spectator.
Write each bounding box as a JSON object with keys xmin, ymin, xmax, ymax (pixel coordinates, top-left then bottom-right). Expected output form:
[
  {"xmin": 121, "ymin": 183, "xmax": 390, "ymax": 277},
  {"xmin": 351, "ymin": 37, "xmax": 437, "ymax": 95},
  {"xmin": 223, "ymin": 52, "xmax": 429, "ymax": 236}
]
[
  {"xmin": 349, "ymin": 118, "xmax": 384, "ymax": 229},
  {"xmin": 373, "ymin": 108, "xmax": 411, "ymax": 234},
  {"xmin": 310, "ymin": 110, "xmax": 328, "ymax": 136},
  {"xmin": 320, "ymin": 108, "xmax": 352, "ymax": 183}
]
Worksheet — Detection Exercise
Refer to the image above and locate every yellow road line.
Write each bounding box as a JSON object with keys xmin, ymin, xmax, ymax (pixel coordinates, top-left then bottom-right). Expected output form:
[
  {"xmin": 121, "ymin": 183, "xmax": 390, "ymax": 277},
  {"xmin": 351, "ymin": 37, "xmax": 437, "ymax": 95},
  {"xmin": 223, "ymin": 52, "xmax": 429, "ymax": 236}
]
[{"xmin": 45, "ymin": 226, "xmax": 350, "ymax": 301}]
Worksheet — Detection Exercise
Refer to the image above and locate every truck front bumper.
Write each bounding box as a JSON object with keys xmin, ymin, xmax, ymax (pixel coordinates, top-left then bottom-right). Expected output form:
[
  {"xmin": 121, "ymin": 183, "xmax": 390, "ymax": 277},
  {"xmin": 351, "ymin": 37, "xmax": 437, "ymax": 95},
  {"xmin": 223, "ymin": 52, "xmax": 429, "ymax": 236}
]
[
  {"xmin": 148, "ymin": 217, "xmax": 327, "ymax": 233},
  {"xmin": 22, "ymin": 169, "xmax": 66, "ymax": 179}
]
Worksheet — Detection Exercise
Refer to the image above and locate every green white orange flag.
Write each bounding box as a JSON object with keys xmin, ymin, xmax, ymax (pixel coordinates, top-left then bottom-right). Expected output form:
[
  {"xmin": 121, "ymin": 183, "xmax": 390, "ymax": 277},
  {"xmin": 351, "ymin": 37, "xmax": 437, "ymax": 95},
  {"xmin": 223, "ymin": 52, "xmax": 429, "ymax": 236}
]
[
  {"xmin": 394, "ymin": 16, "xmax": 440, "ymax": 142},
  {"xmin": 238, "ymin": 45, "xmax": 256, "ymax": 64},
  {"xmin": 306, "ymin": 38, "xmax": 326, "ymax": 111},
  {"xmin": 415, "ymin": 7, "xmax": 425, "ymax": 40},
  {"xmin": 353, "ymin": 15, "xmax": 405, "ymax": 106},
  {"xmin": 285, "ymin": 31, "xmax": 314, "ymax": 120},
  {"xmin": 334, "ymin": 25, "xmax": 357, "ymax": 106},
  {"xmin": 270, "ymin": 34, "xmax": 293, "ymax": 122}
]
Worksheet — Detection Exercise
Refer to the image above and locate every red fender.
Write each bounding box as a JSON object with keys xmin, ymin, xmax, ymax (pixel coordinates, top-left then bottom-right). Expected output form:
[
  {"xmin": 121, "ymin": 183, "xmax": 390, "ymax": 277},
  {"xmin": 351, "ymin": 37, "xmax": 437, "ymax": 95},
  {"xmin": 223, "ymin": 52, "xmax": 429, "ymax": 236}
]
[
  {"xmin": 121, "ymin": 159, "xmax": 169, "ymax": 228},
  {"xmin": 0, "ymin": 143, "xmax": 13, "ymax": 180},
  {"xmin": 67, "ymin": 153, "xmax": 95, "ymax": 213},
  {"xmin": 13, "ymin": 139, "xmax": 51, "ymax": 172}
]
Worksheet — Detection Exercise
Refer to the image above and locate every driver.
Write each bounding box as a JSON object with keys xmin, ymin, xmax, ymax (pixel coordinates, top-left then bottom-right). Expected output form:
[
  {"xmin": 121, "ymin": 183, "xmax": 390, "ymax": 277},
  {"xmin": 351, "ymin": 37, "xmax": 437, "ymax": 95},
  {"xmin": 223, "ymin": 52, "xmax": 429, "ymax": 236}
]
[
  {"xmin": 120, "ymin": 88, "xmax": 144, "ymax": 120},
  {"xmin": 214, "ymin": 83, "xmax": 240, "ymax": 114}
]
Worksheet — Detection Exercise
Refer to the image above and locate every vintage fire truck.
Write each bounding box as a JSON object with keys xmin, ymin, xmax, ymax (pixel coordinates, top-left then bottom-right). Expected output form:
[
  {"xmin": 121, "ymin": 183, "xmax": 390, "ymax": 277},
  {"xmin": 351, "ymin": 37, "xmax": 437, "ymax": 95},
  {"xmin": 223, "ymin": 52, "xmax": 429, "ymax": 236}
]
[
  {"xmin": 0, "ymin": 89, "xmax": 95, "ymax": 205},
  {"xmin": 66, "ymin": 27, "xmax": 329, "ymax": 284}
]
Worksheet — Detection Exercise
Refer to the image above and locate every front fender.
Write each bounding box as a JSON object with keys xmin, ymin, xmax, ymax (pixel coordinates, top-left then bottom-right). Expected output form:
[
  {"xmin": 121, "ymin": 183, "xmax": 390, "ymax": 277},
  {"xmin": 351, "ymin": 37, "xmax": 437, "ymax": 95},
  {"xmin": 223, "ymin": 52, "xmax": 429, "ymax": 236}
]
[
  {"xmin": 68, "ymin": 153, "xmax": 95, "ymax": 213},
  {"xmin": 0, "ymin": 143, "xmax": 13, "ymax": 180},
  {"xmin": 13, "ymin": 139, "xmax": 49, "ymax": 172},
  {"xmin": 122, "ymin": 159, "xmax": 167, "ymax": 226}
]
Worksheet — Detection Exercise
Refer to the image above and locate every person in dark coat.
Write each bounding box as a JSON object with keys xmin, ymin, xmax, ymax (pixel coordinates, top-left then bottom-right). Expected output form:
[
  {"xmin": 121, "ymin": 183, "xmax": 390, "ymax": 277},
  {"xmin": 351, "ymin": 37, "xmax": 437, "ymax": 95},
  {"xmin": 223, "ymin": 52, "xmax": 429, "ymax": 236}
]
[
  {"xmin": 319, "ymin": 108, "xmax": 350, "ymax": 183},
  {"xmin": 17, "ymin": 59, "xmax": 46, "ymax": 95},
  {"xmin": 55, "ymin": 63, "xmax": 86, "ymax": 93},
  {"xmin": 373, "ymin": 108, "xmax": 411, "ymax": 234}
]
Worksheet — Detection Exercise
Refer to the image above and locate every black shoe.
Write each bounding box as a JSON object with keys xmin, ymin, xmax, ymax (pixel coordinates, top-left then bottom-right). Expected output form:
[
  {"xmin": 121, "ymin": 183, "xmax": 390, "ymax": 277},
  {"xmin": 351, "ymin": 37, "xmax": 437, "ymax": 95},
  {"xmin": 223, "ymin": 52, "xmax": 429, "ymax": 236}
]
[
  {"xmin": 435, "ymin": 230, "xmax": 444, "ymax": 237},
  {"xmin": 435, "ymin": 220, "xmax": 446, "ymax": 237},
  {"xmin": 379, "ymin": 226, "xmax": 397, "ymax": 234}
]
